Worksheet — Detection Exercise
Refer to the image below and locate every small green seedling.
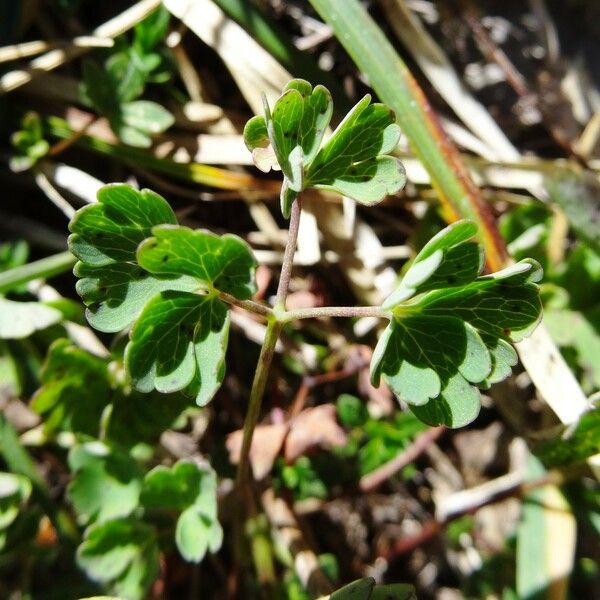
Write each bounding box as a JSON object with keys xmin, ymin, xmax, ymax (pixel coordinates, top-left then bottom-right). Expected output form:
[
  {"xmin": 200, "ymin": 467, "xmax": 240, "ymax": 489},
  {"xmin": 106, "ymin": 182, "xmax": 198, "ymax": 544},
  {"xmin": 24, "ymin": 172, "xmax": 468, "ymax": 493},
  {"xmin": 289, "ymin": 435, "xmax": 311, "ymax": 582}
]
[
  {"xmin": 10, "ymin": 112, "xmax": 49, "ymax": 172},
  {"xmin": 80, "ymin": 6, "xmax": 174, "ymax": 147},
  {"xmin": 243, "ymin": 79, "xmax": 406, "ymax": 217},
  {"xmin": 67, "ymin": 81, "xmax": 543, "ymax": 531}
]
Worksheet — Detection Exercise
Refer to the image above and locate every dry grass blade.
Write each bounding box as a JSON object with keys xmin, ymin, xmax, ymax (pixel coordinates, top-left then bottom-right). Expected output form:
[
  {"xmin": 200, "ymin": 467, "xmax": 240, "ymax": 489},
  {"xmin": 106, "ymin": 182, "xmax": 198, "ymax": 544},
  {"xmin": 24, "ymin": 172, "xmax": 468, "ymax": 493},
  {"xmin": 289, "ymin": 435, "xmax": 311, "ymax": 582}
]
[
  {"xmin": 380, "ymin": 0, "xmax": 520, "ymax": 162},
  {"xmin": 163, "ymin": 0, "xmax": 292, "ymax": 114},
  {"xmin": 0, "ymin": 0, "xmax": 161, "ymax": 93}
]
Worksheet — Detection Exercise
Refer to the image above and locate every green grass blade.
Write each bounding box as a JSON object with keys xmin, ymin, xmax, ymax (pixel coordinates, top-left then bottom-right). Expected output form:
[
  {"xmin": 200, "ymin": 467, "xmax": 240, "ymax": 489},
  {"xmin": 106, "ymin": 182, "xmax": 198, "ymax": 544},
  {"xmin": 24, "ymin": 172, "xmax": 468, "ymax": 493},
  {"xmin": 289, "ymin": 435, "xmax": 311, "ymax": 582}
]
[
  {"xmin": 0, "ymin": 251, "xmax": 75, "ymax": 294},
  {"xmin": 308, "ymin": 0, "xmax": 508, "ymax": 270}
]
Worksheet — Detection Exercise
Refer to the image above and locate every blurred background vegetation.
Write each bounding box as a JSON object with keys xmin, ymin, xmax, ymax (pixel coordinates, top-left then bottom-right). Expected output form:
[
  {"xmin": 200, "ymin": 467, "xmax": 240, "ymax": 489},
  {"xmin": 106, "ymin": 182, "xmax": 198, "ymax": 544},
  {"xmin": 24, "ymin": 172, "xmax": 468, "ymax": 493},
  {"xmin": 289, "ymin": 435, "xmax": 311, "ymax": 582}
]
[{"xmin": 0, "ymin": 1, "xmax": 599, "ymax": 598}]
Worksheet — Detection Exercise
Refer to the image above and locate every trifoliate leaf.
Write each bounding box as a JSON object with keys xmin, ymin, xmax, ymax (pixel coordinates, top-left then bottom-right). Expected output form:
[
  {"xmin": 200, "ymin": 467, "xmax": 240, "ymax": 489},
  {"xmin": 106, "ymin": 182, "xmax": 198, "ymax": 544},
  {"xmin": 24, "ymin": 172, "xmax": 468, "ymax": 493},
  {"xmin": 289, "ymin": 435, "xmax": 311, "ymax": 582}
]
[
  {"xmin": 0, "ymin": 298, "xmax": 62, "ymax": 339},
  {"xmin": 305, "ymin": 94, "xmax": 405, "ymax": 206},
  {"xmin": 245, "ymin": 80, "xmax": 404, "ymax": 218},
  {"xmin": 141, "ymin": 461, "xmax": 222, "ymax": 563},
  {"xmin": 251, "ymin": 80, "xmax": 333, "ymax": 217},
  {"xmin": 372, "ymin": 221, "xmax": 542, "ymax": 428},
  {"xmin": 31, "ymin": 339, "xmax": 111, "ymax": 435},
  {"xmin": 125, "ymin": 292, "xmax": 229, "ymax": 404},
  {"xmin": 267, "ymin": 81, "xmax": 332, "ymax": 187},
  {"xmin": 383, "ymin": 220, "xmax": 483, "ymax": 308},
  {"xmin": 68, "ymin": 442, "xmax": 143, "ymax": 525},
  {"xmin": 77, "ymin": 517, "xmax": 159, "ymax": 600},
  {"xmin": 137, "ymin": 225, "xmax": 257, "ymax": 300},
  {"xmin": 69, "ymin": 184, "xmax": 254, "ymax": 405}
]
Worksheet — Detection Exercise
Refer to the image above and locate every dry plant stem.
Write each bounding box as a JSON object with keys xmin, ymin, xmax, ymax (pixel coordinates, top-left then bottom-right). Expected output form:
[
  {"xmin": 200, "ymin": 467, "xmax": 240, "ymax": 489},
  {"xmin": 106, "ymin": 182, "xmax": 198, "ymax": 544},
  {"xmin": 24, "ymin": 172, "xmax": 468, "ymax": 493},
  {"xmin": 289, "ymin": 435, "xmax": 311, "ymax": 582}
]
[
  {"xmin": 236, "ymin": 198, "xmax": 302, "ymax": 490},
  {"xmin": 0, "ymin": 0, "xmax": 161, "ymax": 94},
  {"xmin": 359, "ymin": 426, "xmax": 445, "ymax": 492},
  {"xmin": 381, "ymin": 466, "xmax": 581, "ymax": 560},
  {"xmin": 48, "ymin": 115, "xmax": 98, "ymax": 157}
]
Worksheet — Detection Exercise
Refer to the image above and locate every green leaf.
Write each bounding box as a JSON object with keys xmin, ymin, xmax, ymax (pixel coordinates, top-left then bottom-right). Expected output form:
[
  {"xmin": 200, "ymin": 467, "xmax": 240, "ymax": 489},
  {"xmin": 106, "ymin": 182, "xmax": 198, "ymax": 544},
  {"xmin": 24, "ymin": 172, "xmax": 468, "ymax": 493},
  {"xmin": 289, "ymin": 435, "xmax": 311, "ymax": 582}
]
[
  {"xmin": 383, "ymin": 220, "xmax": 482, "ymax": 308},
  {"xmin": 105, "ymin": 51, "xmax": 146, "ymax": 105},
  {"xmin": 69, "ymin": 184, "xmax": 243, "ymax": 405},
  {"xmin": 137, "ymin": 225, "xmax": 257, "ymax": 299},
  {"xmin": 114, "ymin": 124, "xmax": 152, "ymax": 148},
  {"xmin": 10, "ymin": 113, "xmax": 49, "ymax": 171},
  {"xmin": 80, "ymin": 60, "xmax": 119, "ymax": 119},
  {"xmin": 372, "ymin": 222, "xmax": 542, "ymax": 428},
  {"xmin": 141, "ymin": 461, "xmax": 222, "ymax": 563},
  {"xmin": 0, "ymin": 473, "xmax": 32, "ymax": 530},
  {"xmin": 305, "ymin": 94, "xmax": 405, "ymax": 206},
  {"xmin": 176, "ymin": 507, "xmax": 223, "ymax": 563},
  {"xmin": 69, "ymin": 184, "xmax": 198, "ymax": 333},
  {"xmin": 243, "ymin": 115, "xmax": 269, "ymax": 152},
  {"xmin": 77, "ymin": 517, "xmax": 159, "ymax": 600},
  {"xmin": 125, "ymin": 292, "xmax": 229, "ymax": 403},
  {"xmin": 0, "ymin": 298, "xmax": 62, "ymax": 339},
  {"xmin": 31, "ymin": 339, "xmax": 110, "ymax": 435},
  {"xmin": 329, "ymin": 577, "xmax": 415, "ymax": 600},
  {"xmin": 247, "ymin": 79, "xmax": 404, "ymax": 217},
  {"xmin": 371, "ymin": 584, "xmax": 416, "ymax": 600},
  {"xmin": 74, "ymin": 262, "xmax": 197, "ymax": 333},
  {"xmin": 141, "ymin": 460, "xmax": 212, "ymax": 511},
  {"xmin": 336, "ymin": 394, "xmax": 368, "ymax": 427},
  {"xmin": 68, "ymin": 442, "xmax": 143, "ymax": 525},
  {"xmin": 413, "ymin": 260, "xmax": 543, "ymax": 342},
  {"xmin": 535, "ymin": 407, "xmax": 600, "ymax": 468},
  {"xmin": 330, "ymin": 577, "xmax": 375, "ymax": 599},
  {"xmin": 134, "ymin": 5, "xmax": 170, "ymax": 53},
  {"xmin": 107, "ymin": 389, "xmax": 192, "ymax": 447},
  {"xmin": 121, "ymin": 100, "xmax": 174, "ymax": 134},
  {"xmin": 69, "ymin": 184, "xmax": 177, "ymax": 267},
  {"xmin": 266, "ymin": 81, "xmax": 332, "ymax": 196}
]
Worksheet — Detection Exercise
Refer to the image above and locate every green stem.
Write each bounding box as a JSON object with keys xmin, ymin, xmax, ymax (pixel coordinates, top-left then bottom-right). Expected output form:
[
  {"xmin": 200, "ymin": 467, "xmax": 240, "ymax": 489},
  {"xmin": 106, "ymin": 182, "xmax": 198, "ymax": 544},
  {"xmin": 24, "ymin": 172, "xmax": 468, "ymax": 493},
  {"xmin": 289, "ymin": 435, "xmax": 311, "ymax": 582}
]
[
  {"xmin": 0, "ymin": 251, "xmax": 75, "ymax": 294},
  {"xmin": 275, "ymin": 198, "xmax": 302, "ymax": 308},
  {"xmin": 236, "ymin": 198, "xmax": 302, "ymax": 489},
  {"xmin": 217, "ymin": 291, "xmax": 273, "ymax": 317},
  {"xmin": 282, "ymin": 305, "xmax": 391, "ymax": 322},
  {"xmin": 235, "ymin": 317, "xmax": 282, "ymax": 489}
]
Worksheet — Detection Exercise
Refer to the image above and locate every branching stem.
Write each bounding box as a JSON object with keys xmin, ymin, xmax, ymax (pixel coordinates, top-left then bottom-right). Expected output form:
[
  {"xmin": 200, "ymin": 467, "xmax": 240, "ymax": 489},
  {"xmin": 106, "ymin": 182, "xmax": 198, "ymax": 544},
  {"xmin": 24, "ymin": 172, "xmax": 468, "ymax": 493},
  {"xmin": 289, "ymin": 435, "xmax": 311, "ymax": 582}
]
[
  {"xmin": 234, "ymin": 196, "xmax": 391, "ymax": 489},
  {"xmin": 236, "ymin": 197, "xmax": 302, "ymax": 490}
]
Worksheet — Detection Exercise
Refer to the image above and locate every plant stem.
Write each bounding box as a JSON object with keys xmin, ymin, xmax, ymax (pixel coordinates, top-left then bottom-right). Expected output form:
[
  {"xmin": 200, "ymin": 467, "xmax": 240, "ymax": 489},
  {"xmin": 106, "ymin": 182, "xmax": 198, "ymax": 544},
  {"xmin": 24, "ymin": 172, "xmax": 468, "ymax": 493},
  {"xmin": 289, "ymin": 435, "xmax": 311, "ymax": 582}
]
[
  {"xmin": 0, "ymin": 251, "xmax": 75, "ymax": 294},
  {"xmin": 275, "ymin": 198, "xmax": 301, "ymax": 308},
  {"xmin": 236, "ymin": 197, "xmax": 302, "ymax": 489},
  {"xmin": 235, "ymin": 317, "xmax": 282, "ymax": 489},
  {"xmin": 282, "ymin": 305, "xmax": 391, "ymax": 322},
  {"xmin": 217, "ymin": 291, "xmax": 273, "ymax": 317}
]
